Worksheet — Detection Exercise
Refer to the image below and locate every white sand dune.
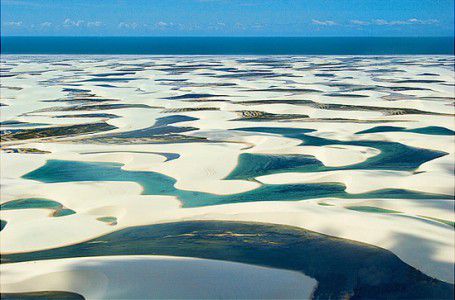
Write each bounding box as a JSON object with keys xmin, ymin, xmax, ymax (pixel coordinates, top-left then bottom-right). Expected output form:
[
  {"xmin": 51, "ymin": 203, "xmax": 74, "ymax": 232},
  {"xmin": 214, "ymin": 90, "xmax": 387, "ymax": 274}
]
[
  {"xmin": 0, "ymin": 255, "xmax": 316, "ymax": 299},
  {"xmin": 257, "ymin": 168, "xmax": 454, "ymax": 195}
]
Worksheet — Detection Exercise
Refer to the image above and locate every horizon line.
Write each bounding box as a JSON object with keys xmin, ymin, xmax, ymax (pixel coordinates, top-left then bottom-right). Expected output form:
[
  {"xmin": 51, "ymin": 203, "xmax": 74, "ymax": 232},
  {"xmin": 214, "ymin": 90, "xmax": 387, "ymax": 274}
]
[{"xmin": 2, "ymin": 35, "xmax": 454, "ymax": 38}]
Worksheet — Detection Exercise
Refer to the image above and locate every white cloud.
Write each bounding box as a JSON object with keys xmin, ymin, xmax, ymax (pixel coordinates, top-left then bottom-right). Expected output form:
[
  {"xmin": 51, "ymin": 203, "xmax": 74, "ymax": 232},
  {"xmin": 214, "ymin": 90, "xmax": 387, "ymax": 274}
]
[
  {"xmin": 312, "ymin": 19, "xmax": 337, "ymax": 26},
  {"xmin": 63, "ymin": 18, "xmax": 84, "ymax": 27},
  {"xmin": 118, "ymin": 22, "xmax": 139, "ymax": 29},
  {"xmin": 371, "ymin": 19, "xmax": 389, "ymax": 25},
  {"xmin": 86, "ymin": 21, "xmax": 102, "ymax": 27},
  {"xmin": 407, "ymin": 18, "xmax": 439, "ymax": 25},
  {"xmin": 155, "ymin": 21, "xmax": 176, "ymax": 29},
  {"xmin": 3, "ymin": 21, "xmax": 23, "ymax": 27},
  {"xmin": 62, "ymin": 19, "xmax": 102, "ymax": 28},
  {"xmin": 372, "ymin": 18, "xmax": 439, "ymax": 26},
  {"xmin": 350, "ymin": 20, "xmax": 370, "ymax": 26},
  {"xmin": 157, "ymin": 21, "xmax": 170, "ymax": 27},
  {"xmin": 180, "ymin": 23, "xmax": 201, "ymax": 31},
  {"xmin": 349, "ymin": 18, "xmax": 439, "ymax": 27},
  {"xmin": 40, "ymin": 21, "xmax": 52, "ymax": 27}
]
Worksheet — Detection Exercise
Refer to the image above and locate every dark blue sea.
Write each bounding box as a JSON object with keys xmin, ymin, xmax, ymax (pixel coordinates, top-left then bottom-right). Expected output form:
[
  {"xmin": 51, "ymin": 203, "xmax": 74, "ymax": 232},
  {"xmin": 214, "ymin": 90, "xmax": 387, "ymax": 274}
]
[{"xmin": 1, "ymin": 37, "xmax": 453, "ymax": 55}]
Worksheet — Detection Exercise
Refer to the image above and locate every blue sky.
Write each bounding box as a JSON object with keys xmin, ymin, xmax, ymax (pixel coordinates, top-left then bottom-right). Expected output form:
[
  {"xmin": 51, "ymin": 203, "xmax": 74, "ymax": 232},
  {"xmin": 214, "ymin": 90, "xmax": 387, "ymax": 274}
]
[{"xmin": 1, "ymin": 0, "xmax": 454, "ymax": 36}]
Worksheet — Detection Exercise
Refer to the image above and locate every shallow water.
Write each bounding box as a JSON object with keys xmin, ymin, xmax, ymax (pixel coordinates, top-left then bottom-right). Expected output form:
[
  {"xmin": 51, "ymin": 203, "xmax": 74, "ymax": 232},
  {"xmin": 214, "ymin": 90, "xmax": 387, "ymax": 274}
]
[
  {"xmin": 23, "ymin": 159, "xmax": 452, "ymax": 208},
  {"xmin": 3, "ymin": 221, "xmax": 453, "ymax": 299},
  {"xmin": 230, "ymin": 127, "xmax": 448, "ymax": 175}
]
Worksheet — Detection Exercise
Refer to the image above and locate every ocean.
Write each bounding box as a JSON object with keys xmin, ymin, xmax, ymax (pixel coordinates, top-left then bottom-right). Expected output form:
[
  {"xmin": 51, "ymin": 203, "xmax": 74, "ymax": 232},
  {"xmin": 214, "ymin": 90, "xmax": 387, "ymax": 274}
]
[{"xmin": 1, "ymin": 36, "xmax": 453, "ymax": 55}]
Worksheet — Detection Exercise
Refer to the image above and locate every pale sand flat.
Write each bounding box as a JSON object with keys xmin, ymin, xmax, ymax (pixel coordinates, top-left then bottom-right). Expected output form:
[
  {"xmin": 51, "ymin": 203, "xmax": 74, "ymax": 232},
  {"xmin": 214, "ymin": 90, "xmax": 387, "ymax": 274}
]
[{"xmin": 0, "ymin": 255, "xmax": 316, "ymax": 299}]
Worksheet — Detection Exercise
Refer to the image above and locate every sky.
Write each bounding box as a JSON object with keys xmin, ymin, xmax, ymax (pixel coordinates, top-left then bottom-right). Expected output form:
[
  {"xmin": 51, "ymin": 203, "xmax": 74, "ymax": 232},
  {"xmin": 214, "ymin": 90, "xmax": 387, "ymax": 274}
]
[{"xmin": 1, "ymin": 0, "xmax": 454, "ymax": 37}]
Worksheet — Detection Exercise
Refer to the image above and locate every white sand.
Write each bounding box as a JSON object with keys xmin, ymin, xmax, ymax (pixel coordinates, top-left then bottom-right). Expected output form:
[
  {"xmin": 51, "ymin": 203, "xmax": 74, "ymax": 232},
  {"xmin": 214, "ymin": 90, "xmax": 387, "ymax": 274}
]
[{"xmin": 0, "ymin": 255, "xmax": 317, "ymax": 299}]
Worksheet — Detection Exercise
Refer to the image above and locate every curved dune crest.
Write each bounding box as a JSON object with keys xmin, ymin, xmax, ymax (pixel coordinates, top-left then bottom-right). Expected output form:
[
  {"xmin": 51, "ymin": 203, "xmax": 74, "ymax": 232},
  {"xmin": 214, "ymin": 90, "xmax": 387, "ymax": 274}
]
[{"xmin": 0, "ymin": 256, "xmax": 317, "ymax": 299}]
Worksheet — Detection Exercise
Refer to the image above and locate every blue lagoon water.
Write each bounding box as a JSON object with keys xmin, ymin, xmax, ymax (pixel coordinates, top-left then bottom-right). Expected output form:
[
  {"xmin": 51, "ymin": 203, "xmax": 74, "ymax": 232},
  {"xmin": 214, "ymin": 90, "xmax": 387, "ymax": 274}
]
[{"xmin": 1, "ymin": 36, "xmax": 454, "ymax": 55}]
